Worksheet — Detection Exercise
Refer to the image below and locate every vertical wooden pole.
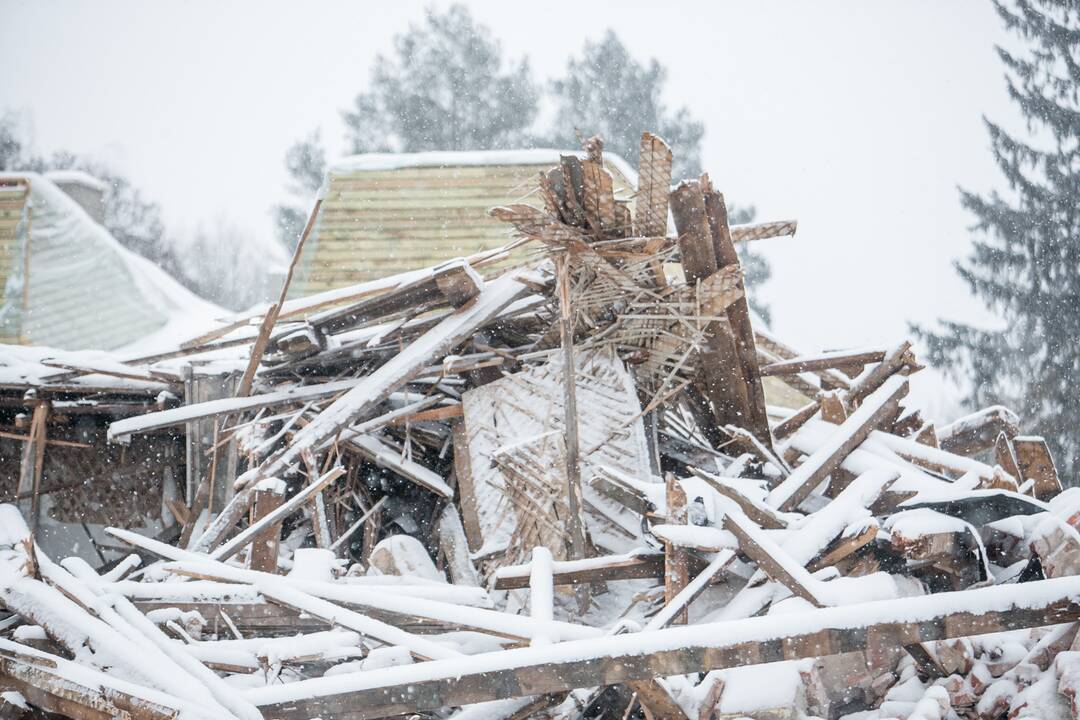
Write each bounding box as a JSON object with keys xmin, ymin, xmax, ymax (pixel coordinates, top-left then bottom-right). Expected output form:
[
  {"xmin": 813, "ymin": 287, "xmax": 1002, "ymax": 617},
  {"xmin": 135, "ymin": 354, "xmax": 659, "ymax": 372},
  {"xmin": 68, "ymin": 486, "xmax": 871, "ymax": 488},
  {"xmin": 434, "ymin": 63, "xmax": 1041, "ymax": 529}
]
[
  {"xmin": 664, "ymin": 472, "xmax": 689, "ymax": 625},
  {"xmin": 247, "ymin": 483, "xmax": 285, "ymax": 573},
  {"xmin": 17, "ymin": 400, "xmax": 49, "ymax": 533},
  {"xmin": 557, "ymin": 255, "xmax": 586, "ymax": 563}
]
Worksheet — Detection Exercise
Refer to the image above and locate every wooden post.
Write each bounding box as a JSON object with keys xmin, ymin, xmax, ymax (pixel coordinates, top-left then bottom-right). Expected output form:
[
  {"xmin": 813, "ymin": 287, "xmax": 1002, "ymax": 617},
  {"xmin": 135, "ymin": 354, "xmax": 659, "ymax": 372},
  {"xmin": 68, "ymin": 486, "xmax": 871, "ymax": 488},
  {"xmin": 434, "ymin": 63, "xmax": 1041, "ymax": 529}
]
[
  {"xmin": 670, "ymin": 182, "xmax": 752, "ymax": 445},
  {"xmin": 664, "ymin": 472, "xmax": 689, "ymax": 625},
  {"xmin": 701, "ymin": 185, "xmax": 772, "ymax": 448},
  {"xmin": 235, "ymin": 197, "xmax": 323, "ymax": 398},
  {"xmin": 247, "ymin": 482, "xmax": 285, "ymax": 573},
  {"xmin": 556, "ymin": 255, "xmax": 587, "ymax": 564},
  {"xmin": 17, "ymin": 400, "xmax": 49, "ymax": 533}
]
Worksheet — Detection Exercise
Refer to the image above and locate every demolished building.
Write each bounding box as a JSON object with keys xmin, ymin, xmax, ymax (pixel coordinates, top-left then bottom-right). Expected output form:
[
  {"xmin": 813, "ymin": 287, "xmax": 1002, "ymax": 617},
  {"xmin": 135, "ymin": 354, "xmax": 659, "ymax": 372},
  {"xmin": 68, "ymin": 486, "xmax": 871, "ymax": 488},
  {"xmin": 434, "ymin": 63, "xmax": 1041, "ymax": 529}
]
[{"xmin": 0, "ymin": 133, "xmax": 1077, "ymax": 720}]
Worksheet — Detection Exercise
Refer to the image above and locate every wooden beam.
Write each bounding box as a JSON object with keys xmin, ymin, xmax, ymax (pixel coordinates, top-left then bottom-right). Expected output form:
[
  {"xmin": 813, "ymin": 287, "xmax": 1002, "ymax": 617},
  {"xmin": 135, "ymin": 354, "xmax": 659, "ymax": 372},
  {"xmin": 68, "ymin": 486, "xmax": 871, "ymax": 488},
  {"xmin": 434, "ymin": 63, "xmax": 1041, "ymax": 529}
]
[
  {"xmin": 1013, "ymin": 436, "xmax": 1062, "ymax": 502},
  {"xmin": 251, "ymin": 578, "xmax": 1080, "ymax": 719},
  {"xmin": 670, "ymin": 181, "xmax": 752, "ymax": 444},
  {"xmin": 938, "ymin": 405, "xmax": 1020, "ymax": 457},
  {"xmin": 16, "ymin": 401, "xmax": 49, "ymax": 533},
  {"xmin": 664, "ymin": 472, "xmax": 690, "ymax": 625},
  {"xmin": 494, "ymin": 553, "xmax": 666, "ymax": 590},
  {"xmin": 723, "ymin": 513, "xmax": 824, "ymax": 607},
  {"xmin": 0, "ymin": 645, "xmax": 193, "ymax": 720},
  {"xmin": 556, "ymin": 255, "xmax": 587, "ymax": 568},
  {"xmin": 760, "ymin": 349, "xmax": 886, "ymax": 378},
  {"xmin": 702, "ymin": 185, "xmax": 772, "ymax": 447},
  {"xmin": 247, "ymin": 482, "xmax": 285, "ymax": 573},
  {"xmin": 805, "ymin": 523, "xmax": 878, "ymax": 574},
  {"xmin": 688, "ymin": 467, "xmax": 788, "ymax": 530},
  {"xmin": 844, "ymin": 341, "xmax": 916, "ymax": 409},
  {"xmin": 766, "ymin": 376, "xmax": 907, "ymax": 512}
]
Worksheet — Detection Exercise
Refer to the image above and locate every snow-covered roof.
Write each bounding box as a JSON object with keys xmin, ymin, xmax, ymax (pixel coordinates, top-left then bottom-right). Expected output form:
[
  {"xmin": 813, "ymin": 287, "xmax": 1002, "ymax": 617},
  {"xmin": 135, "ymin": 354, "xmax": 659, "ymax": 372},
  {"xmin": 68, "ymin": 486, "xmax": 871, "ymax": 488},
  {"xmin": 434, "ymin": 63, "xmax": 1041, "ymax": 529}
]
[
  {"xmin": 291, "ymin": 149, "xmax": 641, "ymax": 298},
  {"xmin": 325, "ymin": 148, "xmax": 638, "ymax": 194},
  {"xmin": 0, "ymin": 171, "xmax": 222, "ymax": 352},
  {"xmin": 43, "ymin": 169, "xmax": 108, "ymax": 193}
]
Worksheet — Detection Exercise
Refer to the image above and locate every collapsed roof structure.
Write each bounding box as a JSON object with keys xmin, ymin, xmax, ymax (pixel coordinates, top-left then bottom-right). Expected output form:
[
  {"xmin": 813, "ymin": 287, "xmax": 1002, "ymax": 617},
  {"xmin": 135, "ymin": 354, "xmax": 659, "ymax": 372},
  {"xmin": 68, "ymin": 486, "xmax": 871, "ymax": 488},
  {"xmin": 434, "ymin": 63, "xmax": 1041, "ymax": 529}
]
[{"xmin": 0, "ymin": 133, "xmax": 1077, "ymax": 720}]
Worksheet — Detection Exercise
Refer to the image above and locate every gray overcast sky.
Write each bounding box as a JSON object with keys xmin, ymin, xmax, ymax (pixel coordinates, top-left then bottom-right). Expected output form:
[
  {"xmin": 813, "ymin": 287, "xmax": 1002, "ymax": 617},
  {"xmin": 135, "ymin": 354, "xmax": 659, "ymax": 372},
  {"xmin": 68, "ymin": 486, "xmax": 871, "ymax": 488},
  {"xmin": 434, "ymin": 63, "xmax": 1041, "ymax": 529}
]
[{"xmin": 1, "ymin": 0, "xmax": 1017, "ymax": 410}]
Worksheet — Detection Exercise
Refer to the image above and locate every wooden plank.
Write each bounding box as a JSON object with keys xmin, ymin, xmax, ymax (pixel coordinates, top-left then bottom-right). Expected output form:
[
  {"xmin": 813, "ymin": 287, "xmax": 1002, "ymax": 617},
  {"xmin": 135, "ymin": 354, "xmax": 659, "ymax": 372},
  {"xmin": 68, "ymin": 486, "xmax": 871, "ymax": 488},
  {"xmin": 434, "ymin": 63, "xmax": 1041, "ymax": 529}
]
[
  {"xmin": 494, "ymin": 553, "xmax": 666, "ymax": 590},
  {"xmin": 436, "ymin": 505, "xmax": 481, "ymax": 587},
  {"xmin": 938, "ymin": 406, "xmax": 1020, "ymax": 457},
  {"xmin": 247, "ymin": 482, "xmax": 285, "ymax": 573},
  {"xmin": 766, "ymin": 376, "xmax": 907, "ymax": 512},
  {"xmin": 634, "ymin": 132, "xmax": 673, "ymax": 237},
  {"xmin": 16, "ymin": 401, "xmax": 48, "ymax": 533},
  {"xmin": 0, "ymin": 647, "xmax": 192, "ymax": 720},
  {"xmin": 664, "ymin": 472, "xmax": 690, "ymax": 625},
  {"xmin": 132, "ymin": 601, "xmax": 329, "ymax": 636},
  {"xmin": 994, "ymin": 432, "xmax": 1021, "ymax": 484},
  {"xmin": 760, "ymin": 350, "xmax": 886, "ymax": 377},
  {"xmin": 701, "ymin": 185, "xmax": 772, "ymax": 447},
  {"xmin": 1013, "ymin": 436, "xmax": 1062, "ymax": 502},
  {"xmin": 723, "ymin": 512, "xmax": 824, "ymax": 607},
  {"xmin": 670, "ymin": 180, "xmax": 750, "ymax": 444},
  {"xmin": 844, "ymin": 341, "xmax": 916, "ymax": 409},
  {"xmin": 805, "ymin": 523, "xmax": 878, "ymax": 574},
  {"xmin": 688, "ymin": 467, "xmax": 788, "ymax": 530},
  {"xmin": 252, "ymin": 578, "xmax": 1080, "ymax": 719},
  {"xmin": 772, "ymin": 401, "xmax": 820, "ymax": 441},
  {"xmin": 626, "ymin": 678, "xmax": 690, "ymax": 720},
  {"xmin": 557, "ymin": 256, "xmax": 587, "ymax": 566},
  {"xmin": 451, "ymin": 420, "xmax": 484, "ymax": 553}
]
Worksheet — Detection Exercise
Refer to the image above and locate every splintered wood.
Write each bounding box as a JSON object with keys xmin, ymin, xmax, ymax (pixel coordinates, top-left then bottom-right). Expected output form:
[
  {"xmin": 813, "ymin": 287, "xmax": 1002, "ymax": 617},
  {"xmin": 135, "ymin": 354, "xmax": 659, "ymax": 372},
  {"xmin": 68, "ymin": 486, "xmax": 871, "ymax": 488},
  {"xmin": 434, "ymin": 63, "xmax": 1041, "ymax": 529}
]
[{"xmin": 0, "ymin": 130, "xmax": 1075, "ymax": 720}]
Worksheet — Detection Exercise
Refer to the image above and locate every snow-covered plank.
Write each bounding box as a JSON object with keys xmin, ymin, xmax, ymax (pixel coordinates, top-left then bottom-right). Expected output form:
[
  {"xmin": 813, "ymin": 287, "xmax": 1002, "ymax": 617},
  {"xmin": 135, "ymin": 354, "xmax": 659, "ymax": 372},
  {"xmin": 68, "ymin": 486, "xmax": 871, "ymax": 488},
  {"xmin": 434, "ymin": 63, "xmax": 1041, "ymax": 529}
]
[
  {"xmin": 723, "ymin": 512, "xmax": 824, "ymax": 607},
  {"xmin": 54, "ymin": 555, "xmax": 262, "ymax": 720},
  {"xmin": 759, "ymin": 348, "xmax": 886, "ymax": 377},
  {"xmin": 688, "ymin": 467, "xmax": 788, "ymax": 529},
  {"xmin": 766, "ymin": 375, "xmax": 908, "ymax": 511},
  {"xmin": 108, "ymin": 374, "xmax": 366, "ymax": 440},
  {"xmin": 166, "ymin": 560, "xmax": 601, "ymax": 645},
  {"xmin": 0, "ymin": 638, "xmax": 217, "ymax": 720},
  {"xmin": 246, "ymin": 577, "xmax": 1080, "ymax": 718},
  {"xmin": 493, "ymin": 551, "xmax": 665, "ymax": 590},
  {"xmin": 938, "ymin": 405, "xmax": 1020, "ymax": 457},
  {"xmin": 338, "ymin": 433, "xmax": 452, "ymax": 498}
]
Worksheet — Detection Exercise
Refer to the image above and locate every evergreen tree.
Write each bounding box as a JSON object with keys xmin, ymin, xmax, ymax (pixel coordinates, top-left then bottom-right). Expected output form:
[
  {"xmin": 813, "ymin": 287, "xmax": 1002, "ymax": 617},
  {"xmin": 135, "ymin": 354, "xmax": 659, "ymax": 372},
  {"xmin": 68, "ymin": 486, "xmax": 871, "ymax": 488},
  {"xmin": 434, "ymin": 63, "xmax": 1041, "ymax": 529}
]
[
  {"xmin": 342, "ymin": 5, "xmax": 538, "ymax": 153},
  {"xmin": 916, "ymin": 0, "xmax": 1080, "ymax": 482},
  {"xmin": 546, "ymin": 30, "xmax": 704, "ymax": 179},
  {"xmin": 275, "ymin": 5, "xmax": 538, "ymax": 249}
]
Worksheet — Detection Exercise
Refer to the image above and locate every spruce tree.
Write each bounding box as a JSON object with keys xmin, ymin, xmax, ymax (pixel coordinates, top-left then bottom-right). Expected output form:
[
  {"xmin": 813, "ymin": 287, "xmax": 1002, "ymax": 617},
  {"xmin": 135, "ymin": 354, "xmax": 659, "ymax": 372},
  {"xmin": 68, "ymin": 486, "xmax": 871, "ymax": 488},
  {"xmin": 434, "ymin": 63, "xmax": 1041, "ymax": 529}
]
[
  {"xmin": 547, "ymin": 30, "xmax": 704, "ymax": 179},
  {"xmin": 342, "ymin": 5, "xmax": 538, "ymax": 153},
  {"xmin": 275, "ymin": 5, "xmax": 538, "ymax": 248},
  {"xmin": 917, "ymin": 0, "xmax": 1080, "ymax": 482}
]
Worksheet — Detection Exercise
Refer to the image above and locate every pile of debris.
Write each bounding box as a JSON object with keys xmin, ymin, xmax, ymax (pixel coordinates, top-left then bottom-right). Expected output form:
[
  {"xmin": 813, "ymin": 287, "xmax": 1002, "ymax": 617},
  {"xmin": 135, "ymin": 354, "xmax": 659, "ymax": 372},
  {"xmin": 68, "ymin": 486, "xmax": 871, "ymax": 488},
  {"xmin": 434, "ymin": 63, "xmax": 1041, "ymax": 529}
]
[{"xmin": 1, "ymin": 132, "xmax": 1079, "ymax": 720}]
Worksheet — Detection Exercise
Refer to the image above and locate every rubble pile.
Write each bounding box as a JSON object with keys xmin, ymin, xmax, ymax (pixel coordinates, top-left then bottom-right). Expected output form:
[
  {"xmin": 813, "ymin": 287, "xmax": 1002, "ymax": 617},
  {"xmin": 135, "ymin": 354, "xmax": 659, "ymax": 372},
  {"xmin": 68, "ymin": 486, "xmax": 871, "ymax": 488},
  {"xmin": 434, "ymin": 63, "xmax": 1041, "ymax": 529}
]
[{"xmin": 1, "ymin": 132, "xmax": 1078, "ymax": 720}]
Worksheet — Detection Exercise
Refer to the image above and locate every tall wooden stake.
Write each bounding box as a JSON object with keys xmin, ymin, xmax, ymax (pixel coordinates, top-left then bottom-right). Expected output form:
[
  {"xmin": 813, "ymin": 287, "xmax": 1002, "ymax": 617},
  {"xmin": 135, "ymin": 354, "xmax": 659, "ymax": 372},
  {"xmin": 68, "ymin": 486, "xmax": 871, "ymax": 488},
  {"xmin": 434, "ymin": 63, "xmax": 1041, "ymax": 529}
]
[
  {"xmin": 557, "ymin": 254, "xmax": 587, "ymax": 567},
  {"xmin": 236, "ymin": 197, "xmax": 323, "ymax": 398},
  {"xmin": 17, "ymin": 400, "xmax": 49, "ymax": 534}
]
